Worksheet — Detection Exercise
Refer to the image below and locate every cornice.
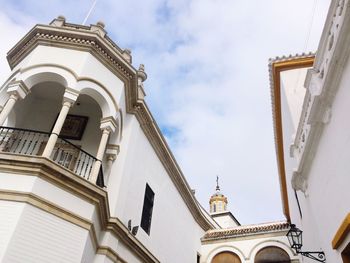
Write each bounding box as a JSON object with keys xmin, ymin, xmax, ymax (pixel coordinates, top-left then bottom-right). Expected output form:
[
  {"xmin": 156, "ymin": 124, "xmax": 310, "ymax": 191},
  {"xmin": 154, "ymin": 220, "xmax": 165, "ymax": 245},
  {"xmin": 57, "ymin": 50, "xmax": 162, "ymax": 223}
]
[
  {"xmin": 201, "ymin": 221, "xmax": 289, "ymax": 242},
  {"xmin": 6, "ymin": 23, "xmax": 138, "ymax": 116},
  {"xmin": 268, "ymin": 54, "xmax": 315, "ymax": 221},
  {"xmin": 7, "ymin": 25, "xmax": 135, "ymax": 80},
  {"xmin": 0, "ymin": 153, "xmax": 159, "ymax": 263}
]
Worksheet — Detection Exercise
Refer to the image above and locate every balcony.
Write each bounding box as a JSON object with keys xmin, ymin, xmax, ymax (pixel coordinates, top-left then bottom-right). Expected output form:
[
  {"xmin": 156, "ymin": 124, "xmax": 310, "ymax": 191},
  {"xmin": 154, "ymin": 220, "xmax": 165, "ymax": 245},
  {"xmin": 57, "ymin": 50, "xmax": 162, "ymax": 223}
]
[{"xmin": 0, "ymin": 126, "xmax": 104, "ymax": 187}]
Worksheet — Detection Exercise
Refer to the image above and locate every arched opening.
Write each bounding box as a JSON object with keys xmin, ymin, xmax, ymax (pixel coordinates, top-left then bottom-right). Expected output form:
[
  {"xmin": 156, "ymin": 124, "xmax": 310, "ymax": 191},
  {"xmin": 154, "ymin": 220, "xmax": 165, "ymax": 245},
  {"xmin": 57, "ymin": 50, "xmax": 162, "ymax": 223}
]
[
  {"xmin": 212, "ymin": 251, "xmax": 241, "ymax": 263},
  {"xmin": 0, "ymin": 81, "xmax": 106, "ymax": 184},
  {"xmin": 11, "ymin": 81, "xmax": 65, "ymax": 131},
  {"xmin": 254, "ymin": 246, "xmax": 290, "ymax": 263}
]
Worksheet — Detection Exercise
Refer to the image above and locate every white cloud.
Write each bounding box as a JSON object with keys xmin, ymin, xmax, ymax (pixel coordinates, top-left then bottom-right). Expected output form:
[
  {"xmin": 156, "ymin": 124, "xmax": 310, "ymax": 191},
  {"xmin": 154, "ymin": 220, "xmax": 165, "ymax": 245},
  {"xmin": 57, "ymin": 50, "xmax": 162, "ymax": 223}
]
[
  {"xmin": 0, "ymin": 0, "xmax": 331, "ymax": 224},
  {"xmin": 0, "ymin": 12, "xmax": 34, "ymax": 82}
]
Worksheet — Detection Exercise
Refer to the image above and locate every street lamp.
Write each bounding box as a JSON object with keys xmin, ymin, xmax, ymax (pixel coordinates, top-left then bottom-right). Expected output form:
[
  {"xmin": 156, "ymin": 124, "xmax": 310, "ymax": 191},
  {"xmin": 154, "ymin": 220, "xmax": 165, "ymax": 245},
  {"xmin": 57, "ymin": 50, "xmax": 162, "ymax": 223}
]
[{"xmin": 286, "ymin": 224, "xmax": 326, "ymax": 262}]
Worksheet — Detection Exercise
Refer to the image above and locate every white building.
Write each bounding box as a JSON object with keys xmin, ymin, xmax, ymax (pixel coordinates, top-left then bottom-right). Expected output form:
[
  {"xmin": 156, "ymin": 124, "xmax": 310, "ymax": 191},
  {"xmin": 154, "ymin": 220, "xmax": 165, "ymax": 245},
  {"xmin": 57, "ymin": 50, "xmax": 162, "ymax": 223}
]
[
  {"xmin": 0, "ymin": 16, "xmax": 214, "ymax": 263},
  {"xmin": 0, "ymin": 15, "xmax": 299, "ymax": 263},
  {"xmin": 269, "ymin": 0, "xmax": 350, "ymax": 262},
  {"xmin": 200, "ymin": 180, "xmax": 298, "ymax": 263}
]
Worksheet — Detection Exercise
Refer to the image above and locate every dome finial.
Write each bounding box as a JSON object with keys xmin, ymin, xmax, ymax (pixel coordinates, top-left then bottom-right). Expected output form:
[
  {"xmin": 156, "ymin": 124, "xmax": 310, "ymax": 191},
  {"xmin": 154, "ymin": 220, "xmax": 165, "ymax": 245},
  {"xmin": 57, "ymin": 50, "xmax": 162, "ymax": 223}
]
[{"xmin": 216, "ymin": 175, "xmax": 220, "ymax": 192}]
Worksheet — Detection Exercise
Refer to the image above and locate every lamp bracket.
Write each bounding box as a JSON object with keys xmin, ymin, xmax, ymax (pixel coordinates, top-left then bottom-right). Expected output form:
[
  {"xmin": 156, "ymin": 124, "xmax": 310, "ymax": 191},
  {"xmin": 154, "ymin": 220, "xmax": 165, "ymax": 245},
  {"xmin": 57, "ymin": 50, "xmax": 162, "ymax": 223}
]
[{"xmin": 299, "ymin": 251, "xmax": 326, "ymax": 262}]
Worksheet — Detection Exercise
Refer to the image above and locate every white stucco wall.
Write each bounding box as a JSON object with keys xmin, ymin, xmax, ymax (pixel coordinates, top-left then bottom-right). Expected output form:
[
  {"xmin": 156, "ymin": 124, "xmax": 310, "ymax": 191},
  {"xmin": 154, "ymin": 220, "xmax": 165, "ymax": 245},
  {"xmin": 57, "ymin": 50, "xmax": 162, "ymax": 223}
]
[
  {"xmin": 1, "ymin": 201, "xmax": 89, "ymax": 263},
  {"xmin": 280, "ymin": 68, "xmax": 310, "ymax": 227},
  {"xmin": 299, "ymin": 53, "xmax": 350, "ymax": 262},
  {"xmin": 280, "ymin": 69, "xmax": 308, "ymax": 128},
  {"xmin": 212, "ymin": 213, "xmax": 239, "ymax": 229},
  {"xmin": 280, "ymin": 55, "xmax": 350, "ymax": 262},
  {"xmin": 280, "ymin": 68, "xmax": 325, "ymax": 262},
  {"xmin": 108, "ymin": 113, "xmax": 205, "ymax": 263},
  {"xmin": 0, "ymin": 201, "xmax": 25, "ymax": 262}
]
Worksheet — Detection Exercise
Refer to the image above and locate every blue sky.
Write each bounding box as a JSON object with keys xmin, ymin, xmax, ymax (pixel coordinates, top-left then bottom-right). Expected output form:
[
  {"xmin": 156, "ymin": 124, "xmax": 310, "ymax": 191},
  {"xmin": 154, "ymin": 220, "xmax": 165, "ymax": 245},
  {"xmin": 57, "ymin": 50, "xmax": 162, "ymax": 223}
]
[{"xmin": 0, "ymin": 0, "xmax": 331, "ymax": 224}]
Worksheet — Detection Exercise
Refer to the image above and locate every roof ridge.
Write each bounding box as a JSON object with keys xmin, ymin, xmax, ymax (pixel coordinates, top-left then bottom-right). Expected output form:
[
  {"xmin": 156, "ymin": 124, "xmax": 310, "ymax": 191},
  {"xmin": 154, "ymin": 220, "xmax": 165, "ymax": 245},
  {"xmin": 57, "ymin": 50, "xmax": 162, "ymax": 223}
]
[
  {"xmin": 202, "ymin": 221, "xmax": 289, "ymax": 240},
  {"xmin": 268, "ymin": 52, "xmax": 315, "ymax": 64}
]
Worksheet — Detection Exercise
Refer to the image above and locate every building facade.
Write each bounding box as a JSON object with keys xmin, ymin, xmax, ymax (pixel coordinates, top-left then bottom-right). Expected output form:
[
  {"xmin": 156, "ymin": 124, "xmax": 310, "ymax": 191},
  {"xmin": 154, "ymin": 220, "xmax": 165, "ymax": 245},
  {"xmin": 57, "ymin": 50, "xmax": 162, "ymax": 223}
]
[
  {"xmin": 0, "ymin": 16, "xmax": 215, "ymax": 263},
  {"xmin": 270, "ymin": 0, "xmax": 350, "ymax": 262},
  {"xmin": 0, "ymin": 10, "xmax": 332, "ymax": 263}
]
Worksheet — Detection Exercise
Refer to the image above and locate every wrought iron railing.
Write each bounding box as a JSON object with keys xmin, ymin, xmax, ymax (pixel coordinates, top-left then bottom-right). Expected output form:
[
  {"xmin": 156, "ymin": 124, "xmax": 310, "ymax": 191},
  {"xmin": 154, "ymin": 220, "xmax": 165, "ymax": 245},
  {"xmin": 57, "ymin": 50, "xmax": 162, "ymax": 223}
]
[{"xmin": 0, "ymin": 126, "xmax": 104, "ymax": 186}]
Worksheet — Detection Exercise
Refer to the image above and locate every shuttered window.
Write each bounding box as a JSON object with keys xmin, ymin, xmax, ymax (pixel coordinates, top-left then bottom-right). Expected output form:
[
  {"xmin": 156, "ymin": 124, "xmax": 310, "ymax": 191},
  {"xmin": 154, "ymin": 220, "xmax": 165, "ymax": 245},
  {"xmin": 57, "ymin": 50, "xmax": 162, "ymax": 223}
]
[{"xmin": 140, "ymin": 184, "xmax": 155, "ymax": 235}]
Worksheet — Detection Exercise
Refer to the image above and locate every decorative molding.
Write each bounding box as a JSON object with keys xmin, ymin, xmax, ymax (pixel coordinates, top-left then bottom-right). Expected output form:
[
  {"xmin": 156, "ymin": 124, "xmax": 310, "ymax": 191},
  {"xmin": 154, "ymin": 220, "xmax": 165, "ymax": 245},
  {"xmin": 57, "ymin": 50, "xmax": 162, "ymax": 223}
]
[
  {"xmin": 332, "ymin": 213, "xmax": 350, "ymax": 249},
  {"xmin": 100, "ymin": 116, "xmax": 118, "ymax": 133},
  {"xmin": 268, "ymin": 54, "xmax": 315, "ymax": 221},
  {"xmin": 291, "ymin": 171, "xmax": 308, "ymax": 193},
  {"xmin": 97, "ymin": 246, "xmax": 127, "ymax": 263},
  {"xmin": 0, "ymin": 153, "xmax": 159, "ymax": 263},
  {"xmin": 289, "ymin": 0, "xmax": 350, "ymax": 194},
  {"xmin": 202, "ymin": 221, "xmax": 289, "ymax": 241},
  {"xmin": 7, "ymin": 80, "xmax": 30, "ymax": 99},
  {"xmin": 106, "ymin": 144, "xmax": 120, "ymax": 159},
  {"xmin": 7, "ymin": 28, "xmax": 134, "ymax": 80},
  {"xmin": 0, "ymin": 190, "xmax": 92, "ymax": 229},
  {"xmin": 63, "ymin": 87, "xmax": 79, "ymax": 103}
]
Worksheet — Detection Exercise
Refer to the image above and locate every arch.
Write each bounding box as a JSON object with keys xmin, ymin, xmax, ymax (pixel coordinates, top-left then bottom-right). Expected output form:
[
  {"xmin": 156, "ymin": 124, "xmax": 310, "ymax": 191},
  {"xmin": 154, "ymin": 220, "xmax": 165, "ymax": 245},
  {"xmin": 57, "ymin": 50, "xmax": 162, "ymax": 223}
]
[
  {"xmin": 17, "ymin": 65, "xmax": 77, "ymax": 90},
  {"xmin": 212, "ymin": 251, "xmax": 241, "ymax": 263},
  {"xmin": 206, "ymin": 245, "xmax": 245, "ymax": 263},
  {"xmin": 77, "ymin": 81, "xmax": 116, "ymax": 118},
  {"xmin": 254, "ymin": 246, "xmax": 290, "ymax": 263},
  {"xmin": 249, "ymin": 240, "xmax": 296, "ymax": 261},
  {"xmin": 15, "ymin": 64, "xmax": 119, "ymax": 117}
]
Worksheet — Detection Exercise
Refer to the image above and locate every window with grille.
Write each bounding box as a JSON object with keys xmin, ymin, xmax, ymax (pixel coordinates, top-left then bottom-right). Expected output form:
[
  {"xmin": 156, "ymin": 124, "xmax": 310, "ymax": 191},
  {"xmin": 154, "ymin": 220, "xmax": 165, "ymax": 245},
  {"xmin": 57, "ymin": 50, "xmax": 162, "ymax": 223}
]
[{"xmin": 140, "ymin": 183, "xmax": 155, "ymax": 235}]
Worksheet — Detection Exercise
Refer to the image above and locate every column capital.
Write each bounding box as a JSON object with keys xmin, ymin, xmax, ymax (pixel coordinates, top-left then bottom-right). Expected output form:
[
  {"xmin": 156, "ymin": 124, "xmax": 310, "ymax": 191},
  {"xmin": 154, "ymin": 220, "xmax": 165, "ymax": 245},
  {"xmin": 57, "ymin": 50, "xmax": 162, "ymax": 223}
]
[
  {"xmin": 100, "ymin": 116, "xmax": 117, "ymax": 133},
  {"xmin": 63, "ymin": 88, "xmax": 79, "ymax": 104},
  {"xmin": 7, "ymin": 80, "xmax": 30, "ymax": 99},
  {"xmin": 106, "ymin": 144, "xmax": 119, "ymax": 160}
]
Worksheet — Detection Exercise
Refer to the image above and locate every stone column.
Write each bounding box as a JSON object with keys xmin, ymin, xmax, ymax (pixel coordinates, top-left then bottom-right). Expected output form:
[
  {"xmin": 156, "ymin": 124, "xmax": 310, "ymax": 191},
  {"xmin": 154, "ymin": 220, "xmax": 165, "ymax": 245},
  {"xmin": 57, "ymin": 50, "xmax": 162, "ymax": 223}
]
[
  {"xmin": 0, "ymin": 81, "xmax": 29, "ymax": 126},
  {"xmin": 42, "ymin": 89, "xmax": 79, "ymax": 158},
  {"xmin": 90, "ymin": 117, "xmax": 117, "ymax": 184}
]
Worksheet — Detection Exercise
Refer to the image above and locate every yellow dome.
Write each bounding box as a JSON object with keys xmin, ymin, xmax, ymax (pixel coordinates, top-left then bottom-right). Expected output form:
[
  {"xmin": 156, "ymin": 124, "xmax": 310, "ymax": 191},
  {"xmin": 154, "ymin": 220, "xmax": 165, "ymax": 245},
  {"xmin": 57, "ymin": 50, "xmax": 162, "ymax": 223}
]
[{"xmin": 209, "ymin": 177, "xmax": 228, "ymax": 213}]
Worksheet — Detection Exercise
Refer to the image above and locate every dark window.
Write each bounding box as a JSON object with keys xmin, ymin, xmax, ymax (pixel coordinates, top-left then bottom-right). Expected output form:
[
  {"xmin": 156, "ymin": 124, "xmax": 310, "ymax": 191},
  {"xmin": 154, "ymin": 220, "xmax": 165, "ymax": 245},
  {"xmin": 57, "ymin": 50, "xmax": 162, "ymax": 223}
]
[{"xmin": 140, "ymin": 184, "xmax": 155, "ymax": 235}]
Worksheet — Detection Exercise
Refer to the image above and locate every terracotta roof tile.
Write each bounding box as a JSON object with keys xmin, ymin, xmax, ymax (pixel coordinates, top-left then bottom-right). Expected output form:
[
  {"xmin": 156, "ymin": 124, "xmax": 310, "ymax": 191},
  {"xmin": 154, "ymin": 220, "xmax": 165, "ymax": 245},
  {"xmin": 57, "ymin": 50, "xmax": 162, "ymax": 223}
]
[{"xmin": 202, "ymin": 221, "xmax": 289, "ymax": 241}]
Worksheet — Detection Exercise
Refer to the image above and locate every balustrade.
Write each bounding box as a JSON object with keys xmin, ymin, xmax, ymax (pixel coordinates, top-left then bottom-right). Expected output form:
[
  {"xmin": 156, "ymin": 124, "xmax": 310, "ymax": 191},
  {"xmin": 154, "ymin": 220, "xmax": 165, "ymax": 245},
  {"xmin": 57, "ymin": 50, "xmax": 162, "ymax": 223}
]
[{"xmin": 0, "ymin": 126, "xmax": 104, "ymax": 187}]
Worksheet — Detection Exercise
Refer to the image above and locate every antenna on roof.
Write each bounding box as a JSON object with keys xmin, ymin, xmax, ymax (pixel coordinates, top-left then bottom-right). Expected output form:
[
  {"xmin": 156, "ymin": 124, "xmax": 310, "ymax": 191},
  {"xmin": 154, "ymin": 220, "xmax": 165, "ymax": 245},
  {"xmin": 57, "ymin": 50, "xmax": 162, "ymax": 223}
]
[{"xmin": 82, "ymin": 0, "xmax": 98, "ymax": 25}]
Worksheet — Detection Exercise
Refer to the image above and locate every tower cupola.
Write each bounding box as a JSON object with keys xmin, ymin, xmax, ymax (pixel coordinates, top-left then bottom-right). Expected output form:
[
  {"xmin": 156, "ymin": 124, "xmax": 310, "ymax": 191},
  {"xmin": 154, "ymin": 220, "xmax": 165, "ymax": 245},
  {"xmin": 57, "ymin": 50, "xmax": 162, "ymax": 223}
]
[{"xmin": 209, "ymin": 176, "xmax": 228, "ymax": 214}]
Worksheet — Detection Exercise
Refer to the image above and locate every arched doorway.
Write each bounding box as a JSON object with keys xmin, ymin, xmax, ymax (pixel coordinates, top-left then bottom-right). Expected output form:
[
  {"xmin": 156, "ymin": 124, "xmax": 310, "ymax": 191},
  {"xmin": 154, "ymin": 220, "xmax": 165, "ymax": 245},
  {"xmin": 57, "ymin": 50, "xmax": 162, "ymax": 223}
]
[
  {"xmin": 254, "ymin": 246, "xmax": 290, "ymax": 263},
  {"xmin": 212, "ymin": 251, "xmax": 241, "ymax": 263}
]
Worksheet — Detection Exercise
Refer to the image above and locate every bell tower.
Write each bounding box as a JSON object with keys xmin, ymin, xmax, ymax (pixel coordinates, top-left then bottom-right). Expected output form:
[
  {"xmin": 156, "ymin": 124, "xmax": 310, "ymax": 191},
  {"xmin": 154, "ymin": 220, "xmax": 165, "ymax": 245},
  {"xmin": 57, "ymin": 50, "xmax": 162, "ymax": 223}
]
[
  {"xmin": 209, "ymin": 176, "xmax": 240, "ymax": 228},
  {"xmin": 209, "ymin": 176, "xmax": 228, "ymax": 214}
]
